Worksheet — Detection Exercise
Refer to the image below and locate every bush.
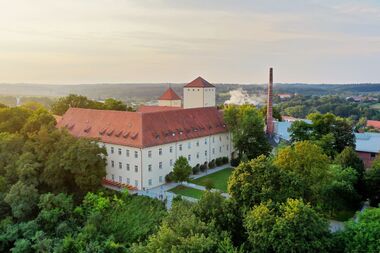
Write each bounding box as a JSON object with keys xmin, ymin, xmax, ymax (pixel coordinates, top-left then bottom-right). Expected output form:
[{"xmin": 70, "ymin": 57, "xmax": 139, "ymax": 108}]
[
  {"xmin": 216, "ymin": 157, "xmax": 223, "ymax": 166},
  {"xmin": 230, "ymin": 158, "xmax": 240, "ymax": 167},
  {"xmin": 192, "ymin": 164, "xmax": 200, "ymax": 175},
  {"xmin": 222, "ymin": 156, "xmax": 229, "ymax": 164},
  {"xmin": 200, "ymin": 163, "xmax": 208, "ymax": 172},
  {"xmin": 208, "ymin": 160, "xmax": 216, "ymax": 169},
  {"xmin": 203, "ymin": 179, "xmax": 214, "ymax": 190},
  {"xmin": 165, "ymin": 172, "xmax": 174, "ymax": 183}
]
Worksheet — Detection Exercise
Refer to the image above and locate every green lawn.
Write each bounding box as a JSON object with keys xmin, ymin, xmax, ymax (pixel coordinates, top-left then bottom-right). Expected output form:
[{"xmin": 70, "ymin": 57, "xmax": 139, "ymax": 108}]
[
  {"xmin": 191, "ymin": 168, "xmax": 233, "ymax": 192},
  {"xmin": 169, "ymin": 185, "xmax": 205, "ymax": 199}
]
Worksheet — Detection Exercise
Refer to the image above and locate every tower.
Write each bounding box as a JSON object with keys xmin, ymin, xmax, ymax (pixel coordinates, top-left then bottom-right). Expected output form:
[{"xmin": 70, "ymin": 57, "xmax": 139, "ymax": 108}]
[
  {"xmin": 183, "ymin": 77, "xmax": 215, "ymax": 109},
  {"xmin": 158, "ymin": 87, "xmax": 182, "ymax": 107},
  {"xmin": 266, "ymin": 68, "xmax": 274, "ymax": 135}
]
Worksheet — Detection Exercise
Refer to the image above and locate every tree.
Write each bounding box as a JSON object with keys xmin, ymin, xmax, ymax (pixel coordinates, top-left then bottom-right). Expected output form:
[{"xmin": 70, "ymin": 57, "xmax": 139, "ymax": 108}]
[
  {"xmin": 171, "ymin": 156, "xmax": 192, "ymax": 183},
  {"xmin": 4, "ymin": 181, "xmax": 39, "ymax": 220},
  {"xmin": 244, "ymin": 199, "xmax": 331, "ymax": 253},
  {"xmin": 50, "ymin": 94, "xmax": 102, "ymax": 116},
  {"xmin": 0, "ymin": 107, "xmax": 31, "ymax": 133},
  {"xmin": 103, "ymin": 98, "xmax": 127, "ymax": 111},
  {"xmin": 259, "ymin": 105, "xmax": 282, "ymax": 121},
  {"xmin": 20, "ymin": 101, "xmax": 45, "ymax": 111},
  {"xmin": 364, "ymin": 158, "xmax": 380, "ymax": 207},
  {"xmin": 273, "ymin": 141, "xmax": 330, "ymax": 204},
  {"xmin": 21, "ymin": 108, "xmax": 56, "ymax": 134},
  {"xmin": 228, "ymin": 155, "xmax": 302, "ymax": 209},
  {"xmin": 340, "ymin": 207, "xmax": 380, "ymax": 252},
  {"xmin": 224, "ymin": 104, "xmax": 271, "ymax": 160},
  {"xmin": 289, "ymin": 120, "xmax": 312, "ymax": 142}
]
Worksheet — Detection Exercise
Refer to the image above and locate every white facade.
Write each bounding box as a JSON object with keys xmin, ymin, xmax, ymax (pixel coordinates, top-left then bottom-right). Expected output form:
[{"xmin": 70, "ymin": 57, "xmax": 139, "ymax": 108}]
[
  {"xmin": 103, "ymin": 131, "xmax": 232, "ymax": 190},
  {"xmin": 183, "ymin": 87, "xmax": 216, "ymax": 109},
  {"xmin": 158, "ymin": 99, "xmax": 181, "ymax": 107}
]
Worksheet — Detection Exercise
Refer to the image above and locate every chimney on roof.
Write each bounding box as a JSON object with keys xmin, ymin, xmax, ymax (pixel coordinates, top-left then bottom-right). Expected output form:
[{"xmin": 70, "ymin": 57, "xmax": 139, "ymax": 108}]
[{"xmin": 266, "ymin": 68, "xmax": 274, "ymax": 135}]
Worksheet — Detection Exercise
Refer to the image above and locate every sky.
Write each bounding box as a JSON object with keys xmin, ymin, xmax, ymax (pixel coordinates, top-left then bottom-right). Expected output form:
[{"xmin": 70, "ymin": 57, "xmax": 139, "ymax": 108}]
[{"xmin": 0, "ymin": 0, "xmax": 380, "ymax": 84}]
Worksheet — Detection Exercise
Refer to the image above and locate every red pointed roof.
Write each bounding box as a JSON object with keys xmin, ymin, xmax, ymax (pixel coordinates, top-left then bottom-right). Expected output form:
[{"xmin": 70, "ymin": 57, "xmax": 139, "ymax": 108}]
[
  {"xmin": 159, "ymin": 88, "xmax": 181, "ymax": 100},
  {"xmin": 184, "ymin": 77, "xmax": 215, "ymax": 88},
  {"xmin": 367, "ymin": 120, "xmax": 380, "ymax": 129}
]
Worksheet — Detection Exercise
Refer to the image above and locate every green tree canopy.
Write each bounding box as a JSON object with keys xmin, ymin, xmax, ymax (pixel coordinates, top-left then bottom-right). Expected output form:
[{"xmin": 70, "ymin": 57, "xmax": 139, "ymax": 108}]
[
  {"xmin": 172, "ymin": 156, "xmax": 192, "ymax": 183},
  {"xmin": 224, "ymin": 104, "xmax": 271, "ymax": 160},
  {"xmin": 364, "ymin": 158, "xmax": 380, "ymax": 206}
]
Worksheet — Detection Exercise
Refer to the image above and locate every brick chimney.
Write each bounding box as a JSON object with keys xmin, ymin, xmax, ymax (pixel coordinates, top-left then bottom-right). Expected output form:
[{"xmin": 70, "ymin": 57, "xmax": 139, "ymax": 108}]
[{"xmin": 266, "ymin": 67, "xmax": 274, "ymax": 135}]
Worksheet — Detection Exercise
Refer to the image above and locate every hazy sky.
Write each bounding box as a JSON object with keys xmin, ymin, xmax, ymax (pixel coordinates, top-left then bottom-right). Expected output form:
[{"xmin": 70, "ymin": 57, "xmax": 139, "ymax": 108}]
[{"xmin": 1, "ymin": 0, "xmax": 380, "ymax": 84}]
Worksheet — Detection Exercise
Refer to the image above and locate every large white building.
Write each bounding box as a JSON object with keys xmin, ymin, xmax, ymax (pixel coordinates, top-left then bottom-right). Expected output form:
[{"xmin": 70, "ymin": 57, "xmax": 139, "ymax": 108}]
[{"xmin": 57, "ymin": 77, "xmax": 232, "ymax": 190}]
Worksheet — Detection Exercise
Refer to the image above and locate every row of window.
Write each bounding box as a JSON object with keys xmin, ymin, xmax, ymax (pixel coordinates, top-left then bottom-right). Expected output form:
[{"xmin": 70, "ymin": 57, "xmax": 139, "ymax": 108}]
[
  {"xmin": 111, "ymin": 174, "xmax": 164, "ymax": 187},
  {"xmin": 109, "ymin": 136, "xmax": 229, "ymax": 157},
  {"xmin": 187, "ymin": 88, "xmax": 214, "ymax": 92}
]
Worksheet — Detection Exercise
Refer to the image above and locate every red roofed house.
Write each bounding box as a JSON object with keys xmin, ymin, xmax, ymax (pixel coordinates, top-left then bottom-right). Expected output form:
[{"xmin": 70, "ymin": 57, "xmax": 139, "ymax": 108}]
[
  {"xmin": 158, "ymin": 87, "xmax": 182, "ymax": 107},
  {"xmin": 57, "ymin": 77, "xmax": 232, "ymax": 190},
  {"xmin": 367, "ymin": 120, "xmax": 380, "ymax": 130}
]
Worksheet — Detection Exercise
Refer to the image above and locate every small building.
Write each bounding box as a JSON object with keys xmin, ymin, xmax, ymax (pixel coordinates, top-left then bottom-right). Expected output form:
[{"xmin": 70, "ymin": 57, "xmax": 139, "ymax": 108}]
[
  {"xmin": 183, "ymin": 77, "xmax": 216, "ymax": 109},
  {"xmin": 355, "ymin": 132, "xmax": 380, "ymax": 168},
  {"xmin": 367, "ymin": 120, "xmax": 380, "ymax": 130}
]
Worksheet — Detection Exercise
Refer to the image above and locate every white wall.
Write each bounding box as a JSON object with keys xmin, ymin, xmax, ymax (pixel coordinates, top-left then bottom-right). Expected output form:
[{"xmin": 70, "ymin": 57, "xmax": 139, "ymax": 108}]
[
  {"xmin": 158, "ymin": 99, "xmax": 181, "ymax": 107},
  {"xmin": 183, "ymin": 87, "xmax": 216, "ymax": 109},
  {"xmin": 101, "ymin": 131, "xmax": 232, "ymax": 190}
]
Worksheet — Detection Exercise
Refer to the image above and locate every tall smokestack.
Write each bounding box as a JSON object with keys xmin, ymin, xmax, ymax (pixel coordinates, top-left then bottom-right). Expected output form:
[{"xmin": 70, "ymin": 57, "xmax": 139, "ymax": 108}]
[{"xmin": 266, "ymin": 68, "xmax": 274, "ymax": 135}]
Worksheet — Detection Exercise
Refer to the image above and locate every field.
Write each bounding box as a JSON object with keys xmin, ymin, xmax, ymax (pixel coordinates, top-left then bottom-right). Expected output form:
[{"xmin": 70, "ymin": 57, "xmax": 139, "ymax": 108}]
[
  {"xmin": 169, "ymin": 185, "xmax": 205, "ymax": 199},
  {"xmin": 370, "ymin": 103, "xmax": 380, "ymax": 110},
  {"xmin": 191, "ymin": 168, "xmax": 234, "ymax": 192}
]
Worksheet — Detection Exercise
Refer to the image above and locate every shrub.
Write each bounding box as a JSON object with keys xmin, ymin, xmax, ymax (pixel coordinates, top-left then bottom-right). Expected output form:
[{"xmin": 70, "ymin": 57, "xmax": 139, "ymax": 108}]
[
  {"xmin": 216, "ymin": 157, "xmax": 223, "ymax": 166},
  {"xmin": 165, "ymin": 172, "xmax": 174, "ymax": 183},
  {"xmin": 200, "ymin": 163, "xmax": 208, "ymax": 172},
  {"xmin": 192, "ymin": 164, "xmax": 200, "ymax": 175},
  {"xmin": 222, "ymin": 156, "xmax": 229, "ymax": 164},
  {"xmin": 230, "ymin": 158, "xmax": 240, "ymax": 167},
  {"xmin": 208, "ymin": 160, "xmax": 216, "ymax": 169},
  {"xmin": 203, "ymin": 179, "xmax": 214, "ymax": 190}
]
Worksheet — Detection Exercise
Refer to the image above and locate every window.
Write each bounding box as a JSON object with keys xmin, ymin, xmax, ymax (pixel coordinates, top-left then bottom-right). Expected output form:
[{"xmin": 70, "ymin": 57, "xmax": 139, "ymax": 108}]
[
  {"xmin": 134, "ymin": 180, "xmax": 138, "ymax": 187},
  {"xmin": 119, "ymin": 176, "xmax": 122, "ymax": 183},
  {"xmin": 219, "ymin": 136, "xmax": 222, "ymax": 141},
  {"xmin": 126, "ymin": 178, "xmax": 130, "ymax": 184},
  {"xmin": 170, "ymin": 146, "xmax": 173, "ymax": 153},
  {"xmin": 227, "ymin": 145, "xmax": 229, "ymax": 151},
  {"xmin": 371, "ymin": 153, "xmax": 377, "ymax": 158},
  {"xmin": 227, "ymin": 135, "xmax": 229, "ymax": 140},
  {"xmin": 134, "ymin": 165, "xmax": 138, "ymax": 172},
  {"xmin": 212, "ymin": 148, "xmax": 215, "ymax": 154},
  {"xmin": 119, "ymin": 162, "xmax": 122, "ymax": 169},
  {"xmin": 126, "ymin": 149, "xmax": 130, "ymax": 157},
  {"xmin": 159, "ymin": 176, "xmax": 163, "ymax": 183},
  {"xmin": 188, "ymin": 142, "xmax": 191, "ymax": 149},
  {"xmin": 196, "ymin": 153, "xmax": 199, "ymax": 159},
  {"xmin": 111, "ymin": 174, "xmax": 115, "ymax": 181},
  {"xmin": 170, "ymin": 159, "xmax": 173, "ymax": 166},
  {"xmin": 159, "ymin": 162, "xmax": 163, "ymax": 169},
  {"xmin": 148, "ymin": 150, "xmax": 152, "ymax": 158},
  {"xmin": 148, "ymin": 179, "xmax": 152, "ymax": 186},
  {"xmin": 205, "ymin": 150, "xmax": 207, "ymax": 157},
  {"xmin": 126, "ymin": 163, "xmax": 130, "ymax": 171},
  {"xmin": 213, "ymin": 137, "xmax": 215, "ymax": 143},
  {"xmin": 148, "ymin": 164, "xmax": 152, "ymax": 172},
  {"xmin": 219, "ymin": 146, "xmax": 222, "ymax": 153},
  {"xmin": 188, "ymin": 155, "xmax": 191, "ymax": 161},
  {"xmin": 179, "ymin": 144, "xmax": 182, "ymax": 151},
  {"xmin": 134, "ymin": 151, "xmax": 138, "ymax": 158},
  {"xmin": 196, "ymin": 141, "xmax": 199, "ymax": 147},
  {"xmin": 118, "ymin": 148, "xmax": 122, "ymax": 155},
  {"xmin": 159, "ymin": 148, "xmax": 162, "ymax": 155},
  {"xmin": 110, "ymin": 147, "xmax": 114, "ymax": 154},
  {"xmin": 205, "ymin": 138, "xmax": 208, "ymax": 145},
  {"xmin": 111, "ymin": 160, "xmax": 115, "ymax": 168}
]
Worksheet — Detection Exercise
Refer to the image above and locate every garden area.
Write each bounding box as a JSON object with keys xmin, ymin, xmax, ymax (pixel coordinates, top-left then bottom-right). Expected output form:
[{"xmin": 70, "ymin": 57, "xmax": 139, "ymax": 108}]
[
  {"xmin": 191, "ymin": 167, "xmax": 233, "ymax": 192},
  {"xmin": 169, "ymin": 185, "xmax": 205, "ymax": 199}
]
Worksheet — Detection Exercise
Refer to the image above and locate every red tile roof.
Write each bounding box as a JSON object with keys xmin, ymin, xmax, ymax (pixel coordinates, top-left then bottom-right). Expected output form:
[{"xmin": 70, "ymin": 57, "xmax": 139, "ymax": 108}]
[
  {"xmin": 159, "ymin": 88, "xmax": 181, "ymax": 100},
  {"xmin": 367, "ymin": 120, "xmax": 380, "ymax": 129},
  {"xmin": 184, "ymin": 77, "xmax": 215, "ymax": 88},
  {"xmin": 137, "ymin": 106, "xmax": 183, "ymax": 113},
  {"xmin": 57, "ymin": 107, "xmax": 227, "ymax": 148}
]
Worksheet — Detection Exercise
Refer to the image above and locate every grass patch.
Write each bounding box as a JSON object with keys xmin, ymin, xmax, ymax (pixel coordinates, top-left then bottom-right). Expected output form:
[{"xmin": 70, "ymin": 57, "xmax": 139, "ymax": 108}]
[
  {"xmin": 191, "ymin": 168, "xmax": 233, "ymax": 192},
  {"xmin": 169, "ymin": 185, "xmax": 205, "ymax": 199}
]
